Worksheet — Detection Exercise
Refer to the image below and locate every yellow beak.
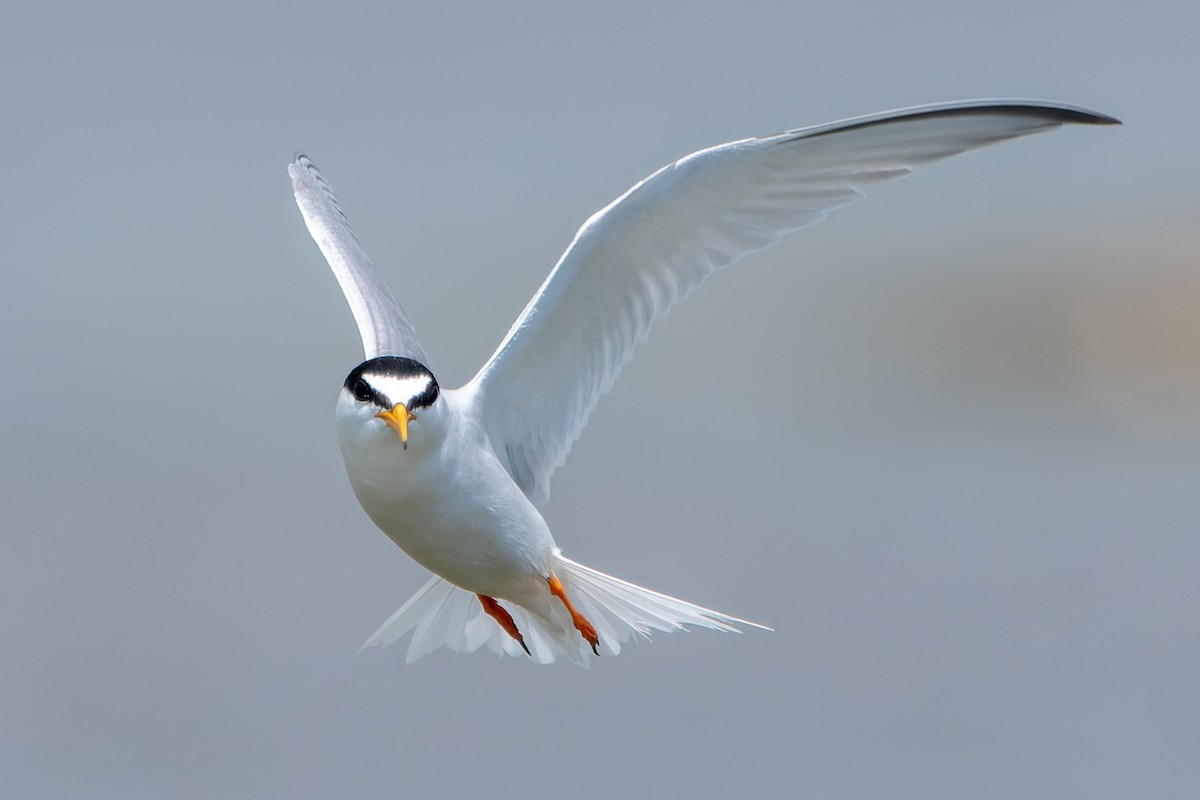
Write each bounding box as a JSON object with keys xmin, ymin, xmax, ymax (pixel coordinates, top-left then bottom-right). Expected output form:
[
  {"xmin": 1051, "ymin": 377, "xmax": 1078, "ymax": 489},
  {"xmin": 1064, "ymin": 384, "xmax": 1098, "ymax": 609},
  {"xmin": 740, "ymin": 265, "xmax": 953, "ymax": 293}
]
[{"xmin": 375, "ymin": 403, "xmax": 416, "ymax": 449}]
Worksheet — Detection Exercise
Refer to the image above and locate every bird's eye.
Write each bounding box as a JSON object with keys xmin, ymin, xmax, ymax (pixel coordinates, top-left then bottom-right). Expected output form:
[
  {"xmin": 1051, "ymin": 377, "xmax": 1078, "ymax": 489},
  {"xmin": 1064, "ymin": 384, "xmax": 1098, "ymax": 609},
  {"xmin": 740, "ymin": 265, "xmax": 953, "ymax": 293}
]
[{"xmin": 352, "ymin": 378, "xmax": 373, "ymax": 402}]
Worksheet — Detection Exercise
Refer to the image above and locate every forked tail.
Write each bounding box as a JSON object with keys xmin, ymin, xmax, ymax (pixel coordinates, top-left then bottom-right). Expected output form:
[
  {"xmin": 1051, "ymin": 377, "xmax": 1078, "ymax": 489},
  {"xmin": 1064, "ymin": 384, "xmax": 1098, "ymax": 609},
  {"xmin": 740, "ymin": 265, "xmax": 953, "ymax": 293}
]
[{"xmin": 360, "ymin": 556, "xmax": 770, "ymax": 666}]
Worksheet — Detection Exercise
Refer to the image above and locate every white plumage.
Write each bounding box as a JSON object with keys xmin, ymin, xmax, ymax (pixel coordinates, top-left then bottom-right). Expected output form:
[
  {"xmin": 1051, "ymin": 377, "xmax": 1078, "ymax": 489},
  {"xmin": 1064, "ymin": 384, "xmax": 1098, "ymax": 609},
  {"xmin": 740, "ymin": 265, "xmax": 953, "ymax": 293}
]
[{"xmin": 290, "ymin": 100, "xmax": 1117, "ymax": 665}]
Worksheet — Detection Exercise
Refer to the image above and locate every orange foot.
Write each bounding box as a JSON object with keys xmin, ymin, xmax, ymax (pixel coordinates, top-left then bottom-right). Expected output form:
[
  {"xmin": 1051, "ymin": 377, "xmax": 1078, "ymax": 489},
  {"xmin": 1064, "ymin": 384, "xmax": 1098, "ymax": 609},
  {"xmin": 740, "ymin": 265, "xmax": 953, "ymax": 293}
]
[
  {"xmin": 477, "ymin": 594, "xmax": 531, "ymax": 656},
  {"xmin": 548, "ymin": 574, "xmax": 600, "ymax": 655}
]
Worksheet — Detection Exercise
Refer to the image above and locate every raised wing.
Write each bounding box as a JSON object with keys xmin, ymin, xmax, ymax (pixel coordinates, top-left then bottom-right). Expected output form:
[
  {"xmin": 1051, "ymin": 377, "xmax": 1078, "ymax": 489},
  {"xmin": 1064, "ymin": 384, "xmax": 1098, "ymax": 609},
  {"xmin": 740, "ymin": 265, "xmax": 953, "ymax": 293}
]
[
  {"xmin": 290, "ymin": 153, "xmax": 429, "ymax": 364},
  {"xmin": 463, "ymin": 100, "xmax": 1118, "ymax": 505}
]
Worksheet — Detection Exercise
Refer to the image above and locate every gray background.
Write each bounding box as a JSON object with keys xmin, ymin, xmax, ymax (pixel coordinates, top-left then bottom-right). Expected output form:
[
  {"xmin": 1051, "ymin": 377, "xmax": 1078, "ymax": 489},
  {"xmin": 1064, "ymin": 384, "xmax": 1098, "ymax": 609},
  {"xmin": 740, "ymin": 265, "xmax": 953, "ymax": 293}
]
[{"xmin": 2, "ymin": 2, "xmax": 1196, "ymax": 798}]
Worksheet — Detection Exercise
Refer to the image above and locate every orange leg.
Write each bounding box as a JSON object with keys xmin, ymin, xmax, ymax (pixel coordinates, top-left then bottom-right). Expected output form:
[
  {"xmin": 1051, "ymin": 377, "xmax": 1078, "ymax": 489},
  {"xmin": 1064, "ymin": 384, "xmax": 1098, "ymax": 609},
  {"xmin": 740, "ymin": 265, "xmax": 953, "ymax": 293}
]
[
  {"xmin": 547, "ymin": 574, "xmax": 600, "ymax": 655},
  {"xmin": 477, "ymin": 594, "xmax": 531, "ymax": 656}
]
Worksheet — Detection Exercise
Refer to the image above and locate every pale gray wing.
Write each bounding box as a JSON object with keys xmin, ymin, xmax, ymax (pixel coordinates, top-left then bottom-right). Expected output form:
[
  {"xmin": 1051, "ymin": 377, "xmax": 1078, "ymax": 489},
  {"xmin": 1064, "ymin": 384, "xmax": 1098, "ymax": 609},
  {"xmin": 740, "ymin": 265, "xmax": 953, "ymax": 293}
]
[
  {"xmin": 463, "ymin": 100, "xmax": 1118, "ymax": 505},
  {"xmin": 289, "ymin": 153, "xmax": 429, "ymax": 364}
]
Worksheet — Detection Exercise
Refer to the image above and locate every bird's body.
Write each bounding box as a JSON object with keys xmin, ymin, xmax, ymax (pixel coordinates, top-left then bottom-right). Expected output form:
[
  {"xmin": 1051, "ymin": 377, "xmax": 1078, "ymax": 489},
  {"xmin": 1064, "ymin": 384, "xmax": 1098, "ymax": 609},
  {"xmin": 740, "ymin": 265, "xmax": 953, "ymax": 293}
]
[
  {"xmin": 290, "ymin": 100, "xmax": 1117, "ymax": 665},
  {"xmin": 338, "ymin": 384, "xmax": 554, "ymax": 601}
]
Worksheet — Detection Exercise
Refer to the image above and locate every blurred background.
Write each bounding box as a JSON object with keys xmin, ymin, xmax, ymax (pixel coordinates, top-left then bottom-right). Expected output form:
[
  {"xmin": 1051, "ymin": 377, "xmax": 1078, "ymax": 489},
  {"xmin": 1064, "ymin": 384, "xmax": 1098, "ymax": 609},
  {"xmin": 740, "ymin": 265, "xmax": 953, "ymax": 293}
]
[{"xmin": 1, "ymin": 2, "xmax": 1196, "ymax": 798}]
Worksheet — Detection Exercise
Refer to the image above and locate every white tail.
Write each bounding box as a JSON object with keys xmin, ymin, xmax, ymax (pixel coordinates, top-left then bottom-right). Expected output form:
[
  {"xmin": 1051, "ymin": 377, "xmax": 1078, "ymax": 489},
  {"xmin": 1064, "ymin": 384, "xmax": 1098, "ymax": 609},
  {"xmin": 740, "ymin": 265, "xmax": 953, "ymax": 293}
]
[{"xmin": 360, "ymin": 555, "xmax": 770, "ymax": 666}]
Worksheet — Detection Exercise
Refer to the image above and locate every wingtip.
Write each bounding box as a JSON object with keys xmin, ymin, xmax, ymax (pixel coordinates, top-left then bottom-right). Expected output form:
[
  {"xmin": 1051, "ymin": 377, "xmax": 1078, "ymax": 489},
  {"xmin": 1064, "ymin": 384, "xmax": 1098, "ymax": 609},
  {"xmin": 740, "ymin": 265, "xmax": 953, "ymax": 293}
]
[
  {"xmin": 288, "ymin": 154, "xmax": 336, "ymax": 206},
  {"xmin": 794, "ymin": 99, "xmax": 1123, "ymax": 141},
  {"xmin": 926, "ymin": 98, "xmax": 1121, "ymax": 126},
  {"xmin": 1046, "ymin": 104, "xmax": 1121, "ymax": 126},
  {"xmin": 288, "ymin": 152, "xmax": 313, "ymax": 185},
  {"xmin": 1003, "ymin": 100, "xmax": 1121, "ymax": 126}
]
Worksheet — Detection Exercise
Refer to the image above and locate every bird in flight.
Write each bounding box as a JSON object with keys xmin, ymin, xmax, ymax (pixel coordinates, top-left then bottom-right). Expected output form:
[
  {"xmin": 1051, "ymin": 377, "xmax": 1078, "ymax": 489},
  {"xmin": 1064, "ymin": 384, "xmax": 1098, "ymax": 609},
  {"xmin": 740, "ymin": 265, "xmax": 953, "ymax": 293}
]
[{"xmin": 289, "ymin": 99, "xmax": 1117, "ymax": 665}]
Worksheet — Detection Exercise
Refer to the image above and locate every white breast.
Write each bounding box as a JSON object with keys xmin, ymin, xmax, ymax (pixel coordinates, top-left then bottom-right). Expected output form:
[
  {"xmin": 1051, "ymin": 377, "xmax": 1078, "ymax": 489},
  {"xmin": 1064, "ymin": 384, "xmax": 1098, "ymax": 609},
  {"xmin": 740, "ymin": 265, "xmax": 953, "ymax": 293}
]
[{"xmin": 335, "ymin": 390, "xmax": 559, "ymax": 598}]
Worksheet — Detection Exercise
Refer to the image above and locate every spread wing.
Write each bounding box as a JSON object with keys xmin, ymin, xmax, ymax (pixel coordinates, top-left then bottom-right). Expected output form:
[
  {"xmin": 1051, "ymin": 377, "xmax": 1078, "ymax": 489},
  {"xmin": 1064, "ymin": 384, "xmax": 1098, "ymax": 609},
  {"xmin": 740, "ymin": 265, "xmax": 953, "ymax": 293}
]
[
  {"xmin": 462, "ymin": 100, "xmax": 1118, "ymax": 505},
  {"xmin": 289, "ymin": 153, "xmax": 429, "ymax": 364}
]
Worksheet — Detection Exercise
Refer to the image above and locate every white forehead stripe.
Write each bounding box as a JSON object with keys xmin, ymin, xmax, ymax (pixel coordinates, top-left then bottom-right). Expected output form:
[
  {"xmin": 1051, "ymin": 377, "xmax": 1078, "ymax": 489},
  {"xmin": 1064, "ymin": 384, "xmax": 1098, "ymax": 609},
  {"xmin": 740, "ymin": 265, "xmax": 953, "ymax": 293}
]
[{"xmin": 373, "ymin": 375, "xmax": 433, "ymax": 406}]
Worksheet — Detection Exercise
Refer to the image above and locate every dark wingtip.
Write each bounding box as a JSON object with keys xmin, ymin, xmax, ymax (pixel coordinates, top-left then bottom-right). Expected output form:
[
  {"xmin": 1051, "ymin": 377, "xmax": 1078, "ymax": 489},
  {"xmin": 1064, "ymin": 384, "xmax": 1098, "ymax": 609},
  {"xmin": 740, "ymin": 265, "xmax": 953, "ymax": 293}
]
[
  {"xmin": 1046, "ymin": 106, "xmax": 1121, "ymax": 126},
  {"xmin": 797, "ymin": 99, "xmax": 1122, "ymax": 141},
  {"xmin": 907, "ymin": 99, "xmax": 1122, "ymax": 126}
]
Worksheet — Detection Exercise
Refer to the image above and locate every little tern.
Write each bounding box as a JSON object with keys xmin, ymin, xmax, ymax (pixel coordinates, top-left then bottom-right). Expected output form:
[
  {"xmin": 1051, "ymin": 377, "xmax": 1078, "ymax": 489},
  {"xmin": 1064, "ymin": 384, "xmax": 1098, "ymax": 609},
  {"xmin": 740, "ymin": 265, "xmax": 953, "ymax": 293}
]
[{"xmin": 289, "ymin": 99, "xmax": 1118, "ymax": 665}]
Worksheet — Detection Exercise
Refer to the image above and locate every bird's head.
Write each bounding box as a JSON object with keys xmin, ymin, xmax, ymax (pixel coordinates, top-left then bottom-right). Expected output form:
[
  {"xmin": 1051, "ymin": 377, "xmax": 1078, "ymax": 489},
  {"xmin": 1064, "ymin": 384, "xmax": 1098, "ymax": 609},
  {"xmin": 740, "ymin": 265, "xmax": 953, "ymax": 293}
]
[{"xmin": 339, "ymin": 356, "xmax": 440, "ymax": 450}]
